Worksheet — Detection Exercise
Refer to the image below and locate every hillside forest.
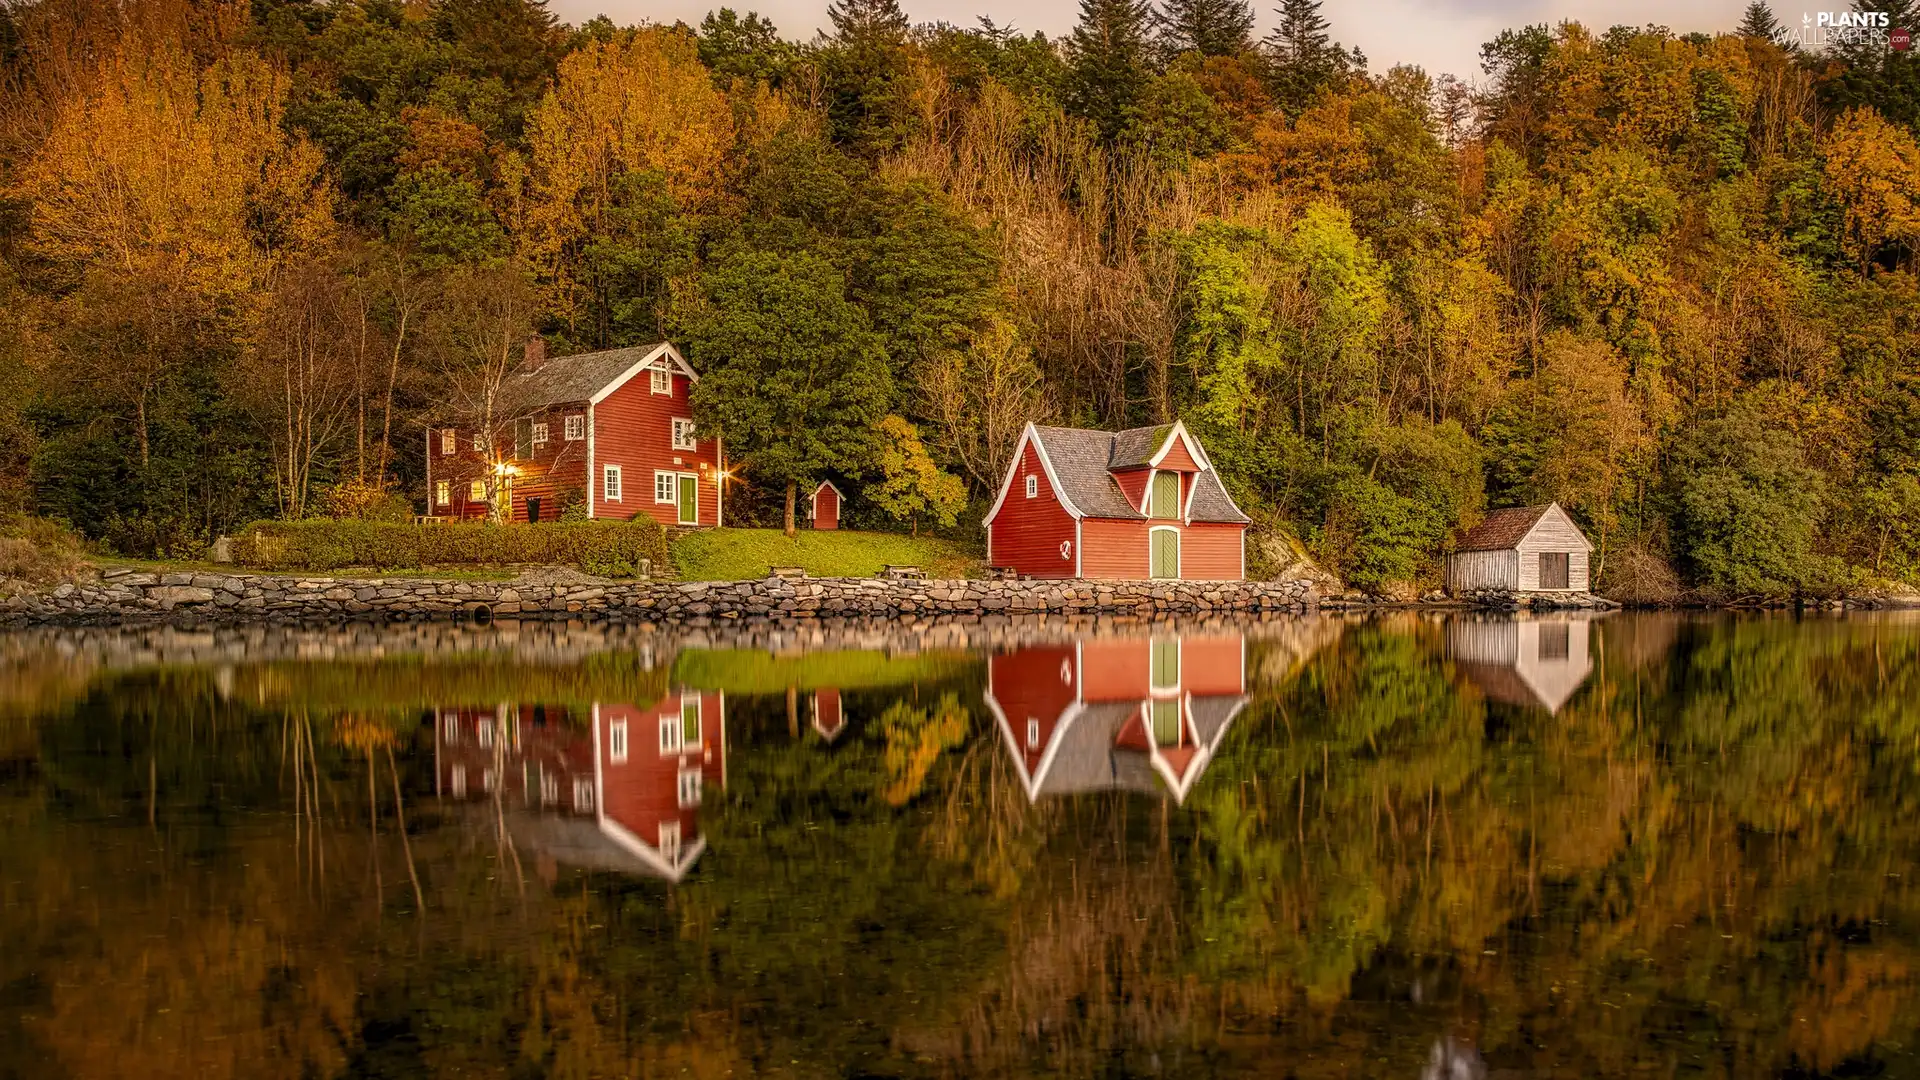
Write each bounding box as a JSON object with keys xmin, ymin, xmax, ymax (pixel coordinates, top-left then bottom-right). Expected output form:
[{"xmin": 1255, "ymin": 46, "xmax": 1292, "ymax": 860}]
[{"xmin": 2, "ymin": 0, "xmax": 1919, "ymax": 596}]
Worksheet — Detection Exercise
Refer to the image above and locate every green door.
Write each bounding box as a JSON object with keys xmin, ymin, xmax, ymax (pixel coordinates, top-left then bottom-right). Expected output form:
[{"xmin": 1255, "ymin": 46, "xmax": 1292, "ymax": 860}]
[
  {"xmin": 1150, "ymin": 529, "xmax": 1179, "ymax": 579},
  {"xmin": 677, "ymin": 474, "xmax": 697, "ymax": 524},
  {"xmin": 1150, "ymin": 471, "xmax": 1180, "ymax": 518}
]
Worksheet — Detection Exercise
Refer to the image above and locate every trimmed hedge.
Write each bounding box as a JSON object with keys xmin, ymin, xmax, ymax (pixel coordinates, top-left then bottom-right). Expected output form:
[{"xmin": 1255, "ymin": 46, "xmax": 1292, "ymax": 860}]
[{"xmin": 231, "ymin": 519, "xmax": 669, "ymax": 576}]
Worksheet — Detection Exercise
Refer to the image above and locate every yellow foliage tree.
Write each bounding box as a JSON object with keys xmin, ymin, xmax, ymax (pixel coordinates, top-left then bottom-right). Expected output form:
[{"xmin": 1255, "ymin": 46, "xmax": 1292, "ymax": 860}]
[
  {"xmin": 14, "ymin": 42, "xmax": 331, "ymax": 299},
  {"xmin": 1822, "ymin": 106, "xmax": 1920, "ymax": 271},
  {"xmin": 523, "ymin": 27, "xmax": 735, "ymax": 323}
]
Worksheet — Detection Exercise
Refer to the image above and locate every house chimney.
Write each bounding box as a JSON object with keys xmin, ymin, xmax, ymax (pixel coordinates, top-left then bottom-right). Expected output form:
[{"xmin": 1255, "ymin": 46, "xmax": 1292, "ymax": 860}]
[{"xmin": 524, "ymin": 334, "xmax": 546, "ymax": 369}]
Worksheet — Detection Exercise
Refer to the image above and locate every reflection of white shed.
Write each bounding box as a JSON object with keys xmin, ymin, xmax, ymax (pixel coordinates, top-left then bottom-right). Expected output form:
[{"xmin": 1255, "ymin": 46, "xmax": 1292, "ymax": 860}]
[
  {"xmin": 1447, "ymin": 617, "xmax": 1595, "ymax": 714},
  {"xmin": 1446, "ymin": 503, "xmax": 1593, "ymax": 594}
]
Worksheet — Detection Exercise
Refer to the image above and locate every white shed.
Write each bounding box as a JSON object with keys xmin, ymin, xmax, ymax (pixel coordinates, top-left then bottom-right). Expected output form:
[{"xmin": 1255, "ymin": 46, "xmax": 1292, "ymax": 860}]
[{"xmin": 1445, "ymin": 503, "xmax": 1593, "ymax": 594}]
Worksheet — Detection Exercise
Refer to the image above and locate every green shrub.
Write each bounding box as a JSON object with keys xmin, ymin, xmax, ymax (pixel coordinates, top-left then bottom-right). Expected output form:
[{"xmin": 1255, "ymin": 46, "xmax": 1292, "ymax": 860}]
[{"xmin": 230, "ymin": 518, "xmax": 669, "ymax": 575}]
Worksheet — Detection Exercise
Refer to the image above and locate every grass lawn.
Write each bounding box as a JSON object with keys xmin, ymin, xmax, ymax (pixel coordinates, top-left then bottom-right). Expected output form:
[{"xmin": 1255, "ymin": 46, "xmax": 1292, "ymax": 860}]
[
  {"xmin": 88, "ymin": 556, "xmax": 519, "ymax": 581},
  {"xmin": 669, "ymin": 528, "xmax": 982, "ymax": 582}
]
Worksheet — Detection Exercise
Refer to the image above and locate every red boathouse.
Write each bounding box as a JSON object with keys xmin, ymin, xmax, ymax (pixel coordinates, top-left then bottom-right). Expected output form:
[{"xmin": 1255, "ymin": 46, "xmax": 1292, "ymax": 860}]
[
  {"xmin": 982, "ymin": 421, "xmax": 1250, "ymax": 580},
  {"xmin": 810, "ymin": 480, "xmax": 842, "ymax": 531}
]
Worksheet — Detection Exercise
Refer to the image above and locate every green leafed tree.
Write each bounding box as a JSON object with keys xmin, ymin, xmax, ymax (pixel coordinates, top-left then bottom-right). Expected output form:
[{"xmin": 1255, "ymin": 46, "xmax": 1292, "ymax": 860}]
[{"xmin": 679, "ymin": 247, "xmax": 893, "ymax": 535}]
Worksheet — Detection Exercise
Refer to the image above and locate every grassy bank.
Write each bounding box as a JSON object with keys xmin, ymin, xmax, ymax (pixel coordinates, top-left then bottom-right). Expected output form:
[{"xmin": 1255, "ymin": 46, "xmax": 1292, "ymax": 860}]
[{"xmin": 669, "ymin": 528, "xmax": 981, "ymax": 582}]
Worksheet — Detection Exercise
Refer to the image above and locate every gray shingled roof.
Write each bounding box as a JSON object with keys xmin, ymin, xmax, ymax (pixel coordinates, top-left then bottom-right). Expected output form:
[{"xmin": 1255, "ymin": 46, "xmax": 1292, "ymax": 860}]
[
  {"xmin": 1029, "ymin": 425, "xmax": 1248, "ymax": 524},
  {"xmin": 1109, "ymin": 424, "xmax": 1173, "ymax": 468},
  {"xmin": 1456, "ymin": 505, "xmax": 1553, "ymax": 552},
  {"xmin": 503, "ymin": 344, "xmax": 669, "ymax": 413}
]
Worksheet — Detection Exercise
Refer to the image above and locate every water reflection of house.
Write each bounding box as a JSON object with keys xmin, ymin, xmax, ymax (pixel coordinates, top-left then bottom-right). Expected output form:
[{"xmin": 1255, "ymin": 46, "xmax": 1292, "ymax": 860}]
[
  {"xmin": 983, "ymin": 635, "xmax": 1248, "ymax": 803},
  {"xmin": 811, "ymin": 687, "xmax": 846, "ymax": 741},
  {"xmin": 1447, "ymin": 617, "xmax": 1594, "ymax": 714},
  {"xmin": 432, "ymin": 688, "xmax": 725, "ymax": 881}
]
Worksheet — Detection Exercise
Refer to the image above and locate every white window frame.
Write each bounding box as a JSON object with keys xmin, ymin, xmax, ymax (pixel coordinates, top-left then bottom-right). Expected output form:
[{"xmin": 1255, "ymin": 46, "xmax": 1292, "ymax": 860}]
[
  {"xmin": 654, "ymin": 470, "xmax": 677, "ymax": 504},
  {"xmin": 442, "ymin": 712, "xmax": 458, "ymax": 742},
  {"xmin": 531, "ymin": 421, "xmax": 549, "ymax": 446},
  {"xmin": 541, "ymin": 770, "xmax": 559, "ymax": 805},
  {"xmin": 1025, "ymin": 475, "xmax": 1038, "ymax": 498},
  {"xmin": 435, "ymin": 480, "xmax": 450, "ymax": 506},
  {"xmin": 671, "ymin": 417, "xmax": 697, "ymax": 450},
  {"xmin": 603, "ymin": 464, "xmax": 622, "ymax": 502},
  {"xmin": 650, "ymin": 368, "xmax": 672, "ymax": 395},
  {"xmin": 659, "ymin": 820, "xmax": 682, "ymax": 863},
  {"xmin": 573, "ymin": 778, "xmax": 594, "ymax": 812},
  {"xmin": 482, "ymin": 767, "xmax": 496, "ymax": 793},
  {"xmin": 472, "ymin": 431, "xmax": 488, "ymax": 453},
  {"xmin": 477, "ymin": 718, "xmax": 493, "ymax": 748},
  {"xmin": 609, "ymin": 719, "xmax": 628, "ymax": 763},
  {"xmin": 441, "ymin": 428, "xmax": 457, "ymax": 455},
  {"xmin": 564, "ymin": 414, "xmax": 585, "ymax": 441},
  {"xmin": 469, "ymin": 480, "xmax": 486, "ymax": 503},
  {"xmin": 660, "ymin": 716, "xmax": 683, "ymax": 755},
  {"xmin": 677, "ymin": 767, "xmax": 703, "ymax": 808},
  {"xmin": 450, "ymin": 764, "xmax": 466, "ymax": 797},
  {"xmin": 1027, "ymin": 718, "xmax": 1040, "ymax": 749}
]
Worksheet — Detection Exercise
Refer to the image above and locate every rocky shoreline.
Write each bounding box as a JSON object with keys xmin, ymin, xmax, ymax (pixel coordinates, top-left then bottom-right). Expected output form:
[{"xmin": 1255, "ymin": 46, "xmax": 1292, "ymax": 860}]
[{"xmin": 0, "ymin": 568, "xmax": 1320, "ymax": 626}]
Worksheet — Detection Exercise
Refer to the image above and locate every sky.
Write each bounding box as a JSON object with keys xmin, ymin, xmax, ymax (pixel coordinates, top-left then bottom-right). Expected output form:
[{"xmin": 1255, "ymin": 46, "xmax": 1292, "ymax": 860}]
[{"xmin": 546, "ymin": 0, "xmax": 1762, "ymax": 85}]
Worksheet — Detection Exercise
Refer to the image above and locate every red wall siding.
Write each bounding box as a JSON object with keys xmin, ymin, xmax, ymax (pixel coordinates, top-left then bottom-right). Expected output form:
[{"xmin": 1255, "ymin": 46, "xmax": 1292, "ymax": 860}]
[
  {"xmin": 1080, "ymin": 518, "xmax": 1151, "ymax": 578},
  {"xmin": 987, "ymin": 441, "xmax": 1078, "ymax": 577},
  {"xmin": 1179, "ymin": 636, "xmax": 1245, "ymax": 695},
  {"xmin": 590, "ymin": 369, "xmax": 721, "ymax": 526},
  {"xmin": 1112, "ymin": 469, "xmax": 1149, "ymax": 511},
  {"xmin": 1158, "ymin": 439, "xmax": 1201, "ymax": 472},
  {"xmin": 426, "ymin": 408, "xmax": 591, "ymax": 522},
  {"xmin": 813, "ymin": 485, "xmax": 840, "ymax": 530},
  {"xmin": 1179, "ymin": 522, "xmax": 1244, "ymax": 580},
  {"xmin": 1079, "ymin": 640, "xmax": 1151, "ymax": 701}
]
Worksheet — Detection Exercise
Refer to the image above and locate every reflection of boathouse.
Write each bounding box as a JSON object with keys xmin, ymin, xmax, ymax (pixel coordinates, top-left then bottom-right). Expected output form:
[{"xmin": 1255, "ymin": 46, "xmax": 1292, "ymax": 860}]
[
  {"xmin": 433, "ymin": 688, "xmax": 725, "ymax": 880},
  {"xmin": 1447, "ymin": 617, "xmax": 1594, "ymax": 714},
  {"xmin": 983, "ymin": 635, "xmax": 1248, "ymax": 803}
]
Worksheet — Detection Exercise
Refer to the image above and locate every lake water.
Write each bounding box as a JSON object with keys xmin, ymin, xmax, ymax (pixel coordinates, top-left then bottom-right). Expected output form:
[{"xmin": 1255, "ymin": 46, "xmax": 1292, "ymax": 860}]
[{"xmin": 2, "ymin": 611, "xmax": 1918, "ymax": 1079}]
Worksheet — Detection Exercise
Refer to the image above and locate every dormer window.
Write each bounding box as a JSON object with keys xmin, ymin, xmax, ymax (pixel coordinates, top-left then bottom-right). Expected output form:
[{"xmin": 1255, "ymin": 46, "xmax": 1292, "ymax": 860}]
[
  {"xmin": 1150, "ymin": 471, "xmax": 1180, "ymax": 518},
  {"xmin": 1025, "ymin": 475, "xmax": 1037, "ymax": 498}
]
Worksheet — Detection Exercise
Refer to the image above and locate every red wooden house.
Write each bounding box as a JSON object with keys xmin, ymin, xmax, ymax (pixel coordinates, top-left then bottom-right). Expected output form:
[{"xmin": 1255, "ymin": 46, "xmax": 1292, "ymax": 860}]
[
  {"xmin": 982, "ymin": 421, "xmax": 1250, "ymax": 580},
  {"xmin": 432, "ymin": 686, "xmax": 726, "ymax": 881},
  {"xmin": 982, "ymin": 632, "xmax": 1247, "ymax": 804},
  {"xmin": 424, "ymin": 340, "xmax": 723, "ymax": 527}
]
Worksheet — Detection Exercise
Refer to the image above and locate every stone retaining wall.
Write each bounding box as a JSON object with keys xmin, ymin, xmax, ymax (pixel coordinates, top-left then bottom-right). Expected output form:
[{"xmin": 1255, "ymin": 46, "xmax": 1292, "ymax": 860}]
[{"xmin": 1, "ymin": 568, "xmax": 1317, "ymax": 626}]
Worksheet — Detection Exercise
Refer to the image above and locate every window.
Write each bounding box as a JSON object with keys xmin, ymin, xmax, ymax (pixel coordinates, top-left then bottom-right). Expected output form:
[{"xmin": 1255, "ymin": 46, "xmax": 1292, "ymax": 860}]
[
  {"xmin": 436, "ymin": 480, "xmax": 450, "ymax": 506},
  {"xmin": 603, "ymin": 465, "xmax": 622, "ymax": 502},
  {"xmin": 680, "ymin": 694, "xmax": 702, "ymax": 745},
  {"xmin": 470, "ymin": 480, "xmax": 486, "ymax": 503},
  {"xmin": 1151, "ymin": 640, "xmax": 1179, "ymax": 691},
  {"xmin": 450, "ymin": 765, "xmax": 467, "ymax": 797},
  {"xmin": 1025, "ymin": 475, "xmax": 1038, "ymax": 498},
  {"xmin": 677, "ymin": 767, "xmax": 703, "ymax": 808},
  {"xmin": 442, "ymin": 712, "xmax": 458, "ymax": 742},
  {"xmin": 541, "ymin": 770, "xmax": 559, "ymax": 805},
  {"xmin": 531, "ymin": 422, "xmax": 549, "ymax": 446},
  {"xmin": 654, "ymin": 471, "xmax": 677, "ymax": 504},
  {"xmin": 482, "ymin": 768, "xmax": 496, "ymax": 793},
  {"xmin": 609, "ymin": 719, "xmax": 628, "ymax": 763},
  {"xmin": 441, "ymin": 428, "xmax": 457, "ymax": 455},
  {"xmin": 1539, "ymin": 623, "xmax": 1570, "ymax": 661},
  {"xmin": 650, "ymin": 368, "xmax": 672, "ymax": 395},
  {"xmin": 472, "ymin": 431, "xmax": 488, "ymax": 453},
  {"xmin": 477, "ymin": 718, "xmax": 493, "ymax": 748},
  {"xmin": 1150, "ymin": 471, "xmax": 1181, "ymax": 518},
  {"xmin": 1027, "ymin": 718, "xmax": 1040, "ymax": 749},
  {"xmin": 564, "ymin": 414, "xmax": 585, "ymax": 441},
  {"xmin": 658, "ymin": 820, "xmax": 682, "ymax": 864},
  {"xmin": 671, "ymin": 417, "xmax": 697, "ymax": 450},
  {"xmin": 574, "ymin": 778, "xmax": 594, "ymax": 812},
  {"xmin": 660, "ymin": 717, "xmax": 682, "ymax": 755}
]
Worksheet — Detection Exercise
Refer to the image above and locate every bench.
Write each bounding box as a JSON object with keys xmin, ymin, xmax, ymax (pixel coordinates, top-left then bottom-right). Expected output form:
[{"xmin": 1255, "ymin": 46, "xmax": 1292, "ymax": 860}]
[
  {"xmin": 881, "ymin": 564, "xmax": 927, "ymax": 580},
  {"xmin": 768, "ymin": 566, "xmax": 807, "ymax": 579}
]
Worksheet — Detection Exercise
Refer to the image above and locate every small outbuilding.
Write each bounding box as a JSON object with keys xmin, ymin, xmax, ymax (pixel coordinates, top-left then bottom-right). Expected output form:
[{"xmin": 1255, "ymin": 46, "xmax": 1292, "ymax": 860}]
[
  {"xmin": 1446, "ymin": 502, "xmax": 1593, "ymax": 594},
  {"xmin": 810, "ymin": 480, "xmax": 843, "ymax": 531}
]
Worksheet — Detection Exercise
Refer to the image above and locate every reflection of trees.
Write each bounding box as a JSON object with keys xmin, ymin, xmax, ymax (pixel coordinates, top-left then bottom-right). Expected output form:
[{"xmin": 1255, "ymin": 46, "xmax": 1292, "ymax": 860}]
[{"xmin": 8, "ymin": 616, "xmax": 1920, "ymax": 1077}]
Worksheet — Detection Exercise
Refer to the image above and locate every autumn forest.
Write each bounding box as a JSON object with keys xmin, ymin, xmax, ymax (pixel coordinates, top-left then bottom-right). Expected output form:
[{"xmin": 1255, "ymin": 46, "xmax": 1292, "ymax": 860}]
[{"xmin": 2, "ymin": 0, "xmax": 1918, "ymax": 596}]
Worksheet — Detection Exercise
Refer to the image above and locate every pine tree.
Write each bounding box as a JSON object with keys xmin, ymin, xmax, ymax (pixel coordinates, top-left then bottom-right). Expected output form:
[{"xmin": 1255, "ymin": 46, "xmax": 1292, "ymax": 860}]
[
  {"xmin": 1828, "ymin": 0, "xmax": 1920, "ymax": 130},
  {"xmin": 1066, "ymin": 0, "xmax": 1156, "ymax": 139},
  {"xmin": 1263, "ymin": 0, "xmax": 1361, "ymax": 114},
  {"xmin": 827, "ymin": 0, "xmax": 910, "ymax": 43},
  {"xmin": 1735, "ymin": 2, "xmax": 1794, "ymax": 48},
  {"xmin": 1155, "ymin": 0, "xmax": 1254, "ymax": 58}
]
